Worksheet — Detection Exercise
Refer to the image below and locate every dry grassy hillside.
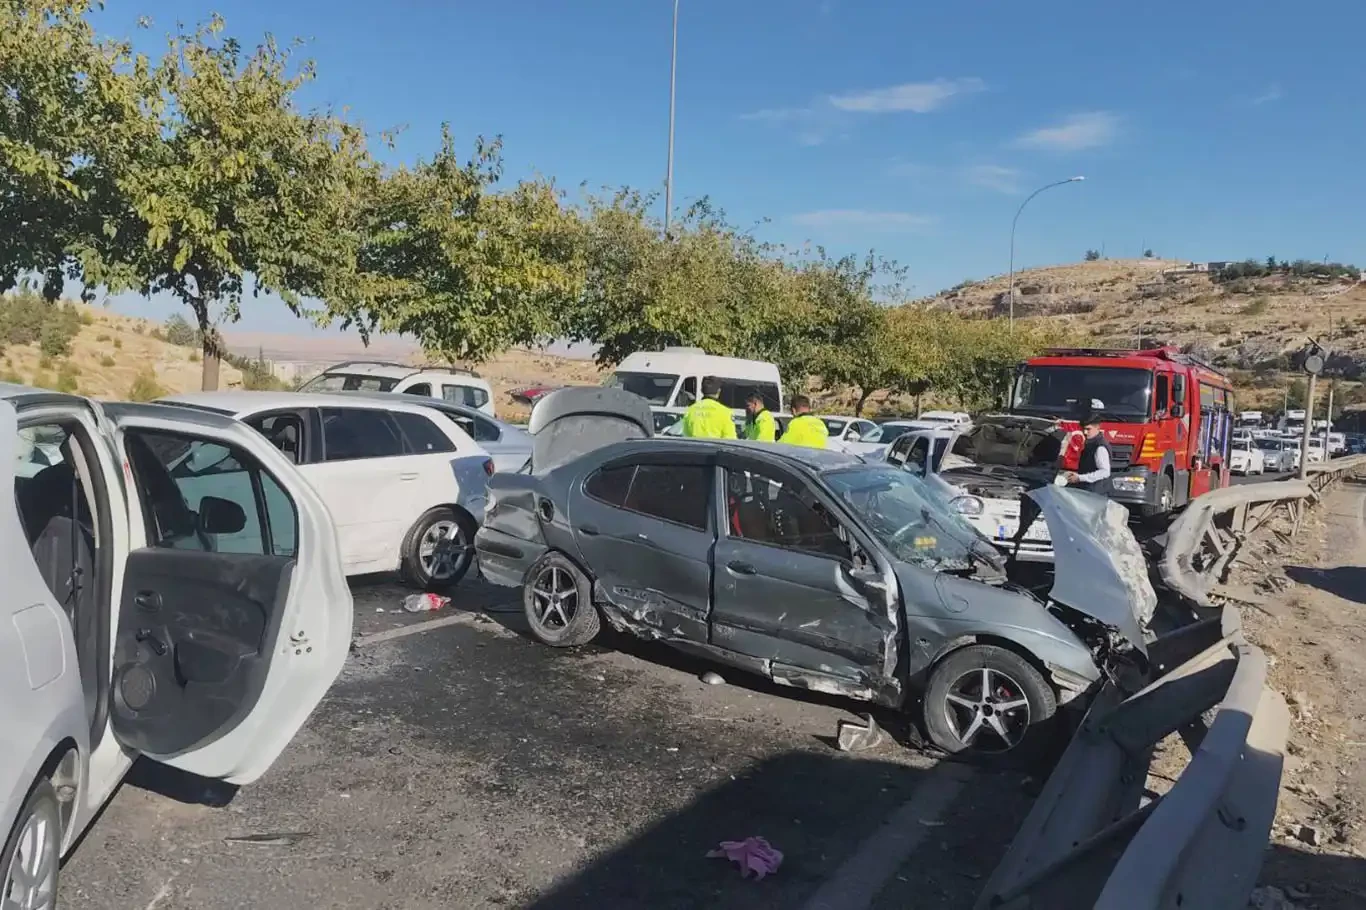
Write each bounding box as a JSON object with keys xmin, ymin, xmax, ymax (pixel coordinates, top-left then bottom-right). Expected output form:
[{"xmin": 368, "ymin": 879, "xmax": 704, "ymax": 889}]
[
  {"xmin": 931, "ymin": 258, "xmax": 1366, "ymax": 411},
  {"xmin": 0, "ymin": 299, "xmax": 242, "ymax": 399}
]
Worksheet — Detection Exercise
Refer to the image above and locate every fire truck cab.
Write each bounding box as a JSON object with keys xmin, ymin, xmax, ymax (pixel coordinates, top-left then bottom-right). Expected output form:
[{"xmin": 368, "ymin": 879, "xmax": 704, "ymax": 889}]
[{"xmin": 1010, "ymin": 346, "xmax": 1234, "ymax": 517}]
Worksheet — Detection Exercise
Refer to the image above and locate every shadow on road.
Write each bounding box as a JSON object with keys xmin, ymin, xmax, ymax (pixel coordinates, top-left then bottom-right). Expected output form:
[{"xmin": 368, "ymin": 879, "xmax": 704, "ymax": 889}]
[
  {"xmin": 1260, "ymin": 844, "xmax": 1366, "ymax": 909},
  {"xmin": 523, "ymin": 750, "xmax": 969, "ymax": 910},
  {"xmin": 1284, "ymin": 565, "xmax": 1366, "ymax": 605}
]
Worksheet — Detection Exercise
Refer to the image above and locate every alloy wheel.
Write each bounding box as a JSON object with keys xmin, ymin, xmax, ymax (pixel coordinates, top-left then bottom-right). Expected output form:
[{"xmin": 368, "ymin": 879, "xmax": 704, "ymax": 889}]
[
  {"xmin": 530, "ymin": 566, "xmax": 578, "ymax": 631},
  {"xmin": 2, "ymin": 800, "xmax": 58, "ymax": 910},
  {"xmin": 942, "ymin": 667, "xmax": 1031, "ymax": 752},
  {"xmin": 419, "ymin": 520, "xmax": 468, "ymax": 581}
]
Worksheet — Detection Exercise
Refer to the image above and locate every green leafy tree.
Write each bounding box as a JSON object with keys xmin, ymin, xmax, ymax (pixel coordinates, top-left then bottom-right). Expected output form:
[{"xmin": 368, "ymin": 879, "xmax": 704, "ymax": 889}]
[
  {"xmin": 1084, "ymin": 249, "xmax": 1101, "ymax": 262},
  {"xmin": 162, "ymin": 313, "xmax": 198, "ymax": 347},
  {"xmin": 105, "ymin": 15, "xmax": 374, "ymax": 389},
  {"xmin": 333, "ymin": 128, "xmax": 583, "ymax": 363}
]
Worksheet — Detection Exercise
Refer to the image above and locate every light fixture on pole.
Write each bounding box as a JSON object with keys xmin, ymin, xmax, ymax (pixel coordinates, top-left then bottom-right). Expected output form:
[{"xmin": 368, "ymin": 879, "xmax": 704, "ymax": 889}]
[
  {"xmin": 1008, "ymin": 176, "xmax": 1085, "ymax": 331},
  {"xmin": 663, "ymin": 0, "xmax": 679, "ymax": 237}
]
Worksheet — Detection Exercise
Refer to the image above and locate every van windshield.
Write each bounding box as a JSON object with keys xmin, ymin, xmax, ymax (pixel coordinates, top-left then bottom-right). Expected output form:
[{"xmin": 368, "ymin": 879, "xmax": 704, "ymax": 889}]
[{"xmin": 607, "ymin": 372, "xmax": 679, "ymax": 405}]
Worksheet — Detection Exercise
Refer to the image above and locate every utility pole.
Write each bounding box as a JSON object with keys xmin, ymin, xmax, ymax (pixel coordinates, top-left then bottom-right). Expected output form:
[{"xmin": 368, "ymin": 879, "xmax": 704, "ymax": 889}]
[
  {"xmin": 663, "ymin": 0, "xmax": 679, "ymax": 237},
  {"xmin": 1324, "ymin": 381, "xmax": 1335, "ymax": 456},
  {"xmin": 1007, "ymin": 176, "xmax": 1084, "ymax": 331},
  {"xmin": 1299, "ymin": 372, "xmax": 1317, "ymax": 480}
]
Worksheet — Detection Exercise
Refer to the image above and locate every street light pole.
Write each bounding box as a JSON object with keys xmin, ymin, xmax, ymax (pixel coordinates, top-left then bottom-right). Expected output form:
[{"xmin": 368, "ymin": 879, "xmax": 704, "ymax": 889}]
[
  {"xmin": 663, "ymin": 0, "xmax": 679, "ymax": 237},
  {"xmin": 1008, "ymin": 176, "xmax": 1085, "ymax": 331}
]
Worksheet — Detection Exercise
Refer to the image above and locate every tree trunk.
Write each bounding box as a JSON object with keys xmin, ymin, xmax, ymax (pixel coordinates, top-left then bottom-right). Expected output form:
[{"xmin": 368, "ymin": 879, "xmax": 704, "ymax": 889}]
[
  {"xmin": 914, "ymin": 392, "xmax": 923, "ymax": 418},
  {"xmin": 197, "ymin": 310, "xmax": 220, "ymax": 391},
  {"xmin": 854, "ymin": 387, "xmax": 872, "ymax": 417}
]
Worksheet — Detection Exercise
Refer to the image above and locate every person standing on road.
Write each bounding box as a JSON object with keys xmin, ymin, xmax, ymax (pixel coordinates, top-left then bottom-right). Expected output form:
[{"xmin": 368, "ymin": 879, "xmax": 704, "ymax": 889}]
[
  {"xmin": 1060, "ymin": 410, "xmax": 1111, "ymax": 491},
  {"xmin": 743, "ymin": 392, "xmax": 776, "ymax": 442},
  {"xmin": 682, "ymin": 377, "xmax": 738, "ymax": 439},
  {"xmin": 779, "ymin": 395, "xmax": 829, "ymax": 448}
]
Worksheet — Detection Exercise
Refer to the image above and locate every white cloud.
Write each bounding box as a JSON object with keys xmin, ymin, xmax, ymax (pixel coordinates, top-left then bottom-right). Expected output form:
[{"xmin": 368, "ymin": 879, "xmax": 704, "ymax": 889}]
[
  {"xmin": 789, "ymin": 210, "xmax": 935, "ymax": 231},
  {"xmin": 828, "ymin": 77, "xmax": 986, "ymax": 114},
  {"xmin": 739, "ymin": 106, "xmax": 837, "ymax": 146},
  {"xmin": 1250, "ymin": 83, "xmax": 1285, "ymax": 105},
  {"xmin": 1013, "ymin": 111, "xmax": 1119, "ymax": 152},
  {"xmin": 963, "ymin": 164, "xmax": 1022, "ymax": 194}
]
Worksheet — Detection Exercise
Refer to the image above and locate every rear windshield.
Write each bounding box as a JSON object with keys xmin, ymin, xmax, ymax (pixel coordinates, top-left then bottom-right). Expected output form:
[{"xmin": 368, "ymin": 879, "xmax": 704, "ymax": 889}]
[{"xmin": 300, "ymin": 372, "xmax": 399, "ymax": 393}]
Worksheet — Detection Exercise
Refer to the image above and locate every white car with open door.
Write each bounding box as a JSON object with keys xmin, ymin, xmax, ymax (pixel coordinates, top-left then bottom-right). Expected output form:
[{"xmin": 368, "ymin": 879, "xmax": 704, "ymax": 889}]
[
  {"xmin": 1, "ymin": 386, "xmax": 352, "ymax": 908},
  {"xmin": 161, "ymin": 391, "xmax": 494, "ymax": 589}
]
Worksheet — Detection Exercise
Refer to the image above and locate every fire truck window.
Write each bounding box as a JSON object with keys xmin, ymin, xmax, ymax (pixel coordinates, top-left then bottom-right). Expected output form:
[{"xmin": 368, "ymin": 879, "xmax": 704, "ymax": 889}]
[
  {"xmin": 1154, "ymin": 375, "xmax": 1170, "ymax": 416},
  {"xmin": 1200, "ymin": 383, "xmax": 1216, "ymax": 408}
]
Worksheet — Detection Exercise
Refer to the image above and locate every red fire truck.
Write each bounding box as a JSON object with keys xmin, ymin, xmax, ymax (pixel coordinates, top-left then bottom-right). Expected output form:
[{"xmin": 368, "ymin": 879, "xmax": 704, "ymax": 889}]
[{"xmin": 1009, "ymin": 346, "xmax": 1235, "ymax": 517}]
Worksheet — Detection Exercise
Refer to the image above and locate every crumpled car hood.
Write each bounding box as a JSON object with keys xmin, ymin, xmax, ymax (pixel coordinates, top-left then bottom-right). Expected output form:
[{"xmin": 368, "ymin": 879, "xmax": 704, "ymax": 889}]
[
  {"xmin": 949, "ymin": 414, "xmax": 1066, "ymax": 471},
  {"xmin": 1026, "ymin": 485, "xmax": 1156, "ymax": 653}
]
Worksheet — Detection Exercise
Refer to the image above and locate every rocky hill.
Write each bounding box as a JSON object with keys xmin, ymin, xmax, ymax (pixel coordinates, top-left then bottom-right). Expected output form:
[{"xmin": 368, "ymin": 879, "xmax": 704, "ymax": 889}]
[
  {"xmin": 0, "ymin": 297, "xmax": 242, "ymax": 399},
  {"xmin": 930, "ymin": 258, "xmax": 1366, "ymax": 411}
]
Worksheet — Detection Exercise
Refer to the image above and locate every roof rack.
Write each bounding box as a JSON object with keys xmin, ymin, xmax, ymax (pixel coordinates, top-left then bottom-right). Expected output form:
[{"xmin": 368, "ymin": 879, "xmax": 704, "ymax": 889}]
[
  {"xmin": 325, "ymin": 360, "xmax": 483, "ymax": 379},
  {"xmin": 1040, "ymin": 346, "xmax": 1229, "ymax": 379}
]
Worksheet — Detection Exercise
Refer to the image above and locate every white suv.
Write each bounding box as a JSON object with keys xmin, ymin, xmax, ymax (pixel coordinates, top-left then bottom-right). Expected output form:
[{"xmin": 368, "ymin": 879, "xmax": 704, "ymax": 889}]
[
  {"xmin": 162, "ymin": 391, "xmax": 493, "ymax": 588},
  {"xmin": 298, "ymin": 361, "xmax": 497, "ymax": 417},
  {"xmin": 2, "ymin": 386, "xmax": 351, "ymax": 904}
]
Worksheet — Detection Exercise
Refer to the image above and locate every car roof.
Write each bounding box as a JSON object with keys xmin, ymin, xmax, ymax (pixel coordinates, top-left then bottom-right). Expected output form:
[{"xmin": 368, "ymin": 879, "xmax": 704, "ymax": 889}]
[
  {"xmin": 0, "ymin": 382, "xmax": 98, "ymax": 411},
  {"xmin": 161, "ymin": 389, "xmax": 465, "ymax": 419}
]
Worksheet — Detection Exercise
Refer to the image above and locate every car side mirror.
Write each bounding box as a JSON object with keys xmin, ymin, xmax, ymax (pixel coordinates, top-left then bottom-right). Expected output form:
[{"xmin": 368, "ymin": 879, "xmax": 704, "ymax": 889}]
[
  {"xmin": 198, "ymin": 496, "xmax": 247, "ymax": 535},
  {"xmin": 1171, "ymin": 403, "xmax": 1185, "ymax": 419}
]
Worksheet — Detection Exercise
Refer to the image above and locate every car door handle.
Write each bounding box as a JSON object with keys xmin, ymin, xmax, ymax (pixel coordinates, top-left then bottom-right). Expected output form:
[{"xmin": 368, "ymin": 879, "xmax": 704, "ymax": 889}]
[
  {"xmin": 579, "ymin": 525, "xmax": 600, "ymax": 536},
  {"xmin": 399, "ymin": 472, "xmax": 420, "ymax": 481},
  {"xmin": 727, "ymin": 560, "xmax": 757, "ymax": 575}
]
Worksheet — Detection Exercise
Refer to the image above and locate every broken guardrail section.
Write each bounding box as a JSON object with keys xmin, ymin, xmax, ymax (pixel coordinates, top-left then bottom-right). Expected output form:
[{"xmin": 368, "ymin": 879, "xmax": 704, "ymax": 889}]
[{"xmin": 975, "ymin": 605, "xmax": 1289, "ymax": 910}]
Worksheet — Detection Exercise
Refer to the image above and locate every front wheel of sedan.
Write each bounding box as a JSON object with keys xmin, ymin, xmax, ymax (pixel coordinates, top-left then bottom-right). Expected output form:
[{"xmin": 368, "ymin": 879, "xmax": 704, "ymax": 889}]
[
  {"xmin": 523, "ymin": 552, "xmax": 600, "ymax": 647},
  {"xmin": 922, "ymin": 645, "xmax": 1057, "ymax": 759}
]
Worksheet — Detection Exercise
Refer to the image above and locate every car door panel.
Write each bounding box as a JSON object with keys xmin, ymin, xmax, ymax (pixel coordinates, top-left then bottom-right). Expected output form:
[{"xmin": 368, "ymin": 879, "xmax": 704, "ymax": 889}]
[
  {"xmin": 568, "ymin": 462, "xmax": 711, "ymax": 644},
  {"xmin": 710, "ymin": 460, "xmax": 894, "ymax": 693},
  {"xmin": 105, "ymin": 405, "xmax": 352, "ymax": 784}
]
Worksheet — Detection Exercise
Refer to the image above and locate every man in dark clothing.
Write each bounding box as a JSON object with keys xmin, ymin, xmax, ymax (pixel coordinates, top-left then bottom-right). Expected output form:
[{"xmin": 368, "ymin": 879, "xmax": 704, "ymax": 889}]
[{"xmin": 1062, "ymin": 410, "xmax": 1112, "ymax": 491}]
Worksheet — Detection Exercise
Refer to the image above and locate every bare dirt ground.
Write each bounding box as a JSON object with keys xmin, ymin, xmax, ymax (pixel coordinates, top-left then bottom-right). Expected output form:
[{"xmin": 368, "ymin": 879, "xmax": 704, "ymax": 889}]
[{"xmin": 1227, "ymin": 481, "xmax": 1366, "ymax": 908}]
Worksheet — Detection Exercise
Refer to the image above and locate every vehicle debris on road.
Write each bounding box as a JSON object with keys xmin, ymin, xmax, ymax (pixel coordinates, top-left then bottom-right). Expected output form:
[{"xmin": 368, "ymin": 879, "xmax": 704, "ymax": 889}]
[
  {"xmin": 707, "ymin": 836, "xmax": 783, "ymax": 880},
  {"xmin": 402, "ymin": 593, "xmax": 451, "ymax": 612}
]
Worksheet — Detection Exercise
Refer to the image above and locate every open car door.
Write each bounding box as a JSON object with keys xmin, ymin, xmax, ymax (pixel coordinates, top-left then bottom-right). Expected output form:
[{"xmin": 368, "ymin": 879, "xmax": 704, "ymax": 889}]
[{"xmin": 104, "ymin": 403, "xmax": 353, "ymax": 785}]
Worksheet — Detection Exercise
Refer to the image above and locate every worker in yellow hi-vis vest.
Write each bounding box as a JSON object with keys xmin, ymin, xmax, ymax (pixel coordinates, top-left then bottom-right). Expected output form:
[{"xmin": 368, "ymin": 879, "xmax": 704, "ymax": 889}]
[
  {"xmin": 778, "ymin": 395, "xmax": 828, "ymax": 448},
  {"xmin": 681, "ymin": 377, "xmax": 738, "ymax": 439},
  {"xmin": 743, "ymin": 392, "xmax": 776, "ymax": 442}
]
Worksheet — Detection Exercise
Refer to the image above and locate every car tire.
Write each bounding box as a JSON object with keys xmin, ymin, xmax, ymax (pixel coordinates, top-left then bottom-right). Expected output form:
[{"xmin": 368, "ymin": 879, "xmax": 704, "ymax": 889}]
[
  {"xmin": 523, "ymin": 552, "xmax": 600, "ymax": 647},
  {"xmin": 922, "ymin": 645, "xmax": 1057, "ymax": 759},
  {"xmin": 1140, "ymin": 473, "xmax": 1174, "ymax": 519},
  {"xmin": 2, "ymin": 778, "xmax": 61, "ymax": 910},
  {"xmin": 401, "ymin": 507, "xmax": 475, "ymax": 591}
]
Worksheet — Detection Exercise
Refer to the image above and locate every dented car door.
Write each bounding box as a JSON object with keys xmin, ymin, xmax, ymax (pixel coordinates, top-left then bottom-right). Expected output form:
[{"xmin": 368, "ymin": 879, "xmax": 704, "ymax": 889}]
[
  {"xmin": 710, "ymin": 457, "xmax": 895, "ymax": 701},
  {"xmin": 566, "ymin": 454, "xmax": 713, "ymax": 644}
]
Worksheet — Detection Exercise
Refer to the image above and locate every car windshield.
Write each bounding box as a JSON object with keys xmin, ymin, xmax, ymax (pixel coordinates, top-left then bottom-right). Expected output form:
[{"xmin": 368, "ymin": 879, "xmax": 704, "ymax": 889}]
[
  {"xmin": 1012, "ymin": 366, "xmax": 1153, "ymax": 421},
  {"xmin": 607, "ymin": 371, "xmax": 679, "ymax": 405},
  {"xmin": 860, "ymin": 423, "xmax": 913, "ymax": 444},
  {"xmin": 823, "ymin": 465, "xmax": 982, "ymax": 569},
  {"xmin": 1256, "ymin": 440, "xmax": 1282, "ymax": 451},
  {"xmin": 300, "ymin": 372, "xmax": 399, "ymax": 393}
]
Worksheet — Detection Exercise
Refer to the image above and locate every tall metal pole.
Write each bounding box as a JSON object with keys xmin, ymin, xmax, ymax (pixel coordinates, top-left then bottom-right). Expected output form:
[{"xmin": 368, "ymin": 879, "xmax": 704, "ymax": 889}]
[
  {"xmin": 1008, "ymin": 176, "xmax": 1085, "ymax": 331},
  {"xmin": 1298, "ymin": 372, "xmax": 1317, "ymax": 480},
  {"xmin": 663, "ymin": 0, "xmax": 679, "ymax": 237},
  {"xmin": 1324, "ymin": 381, "xmax": 1335, "ymax": 457}
]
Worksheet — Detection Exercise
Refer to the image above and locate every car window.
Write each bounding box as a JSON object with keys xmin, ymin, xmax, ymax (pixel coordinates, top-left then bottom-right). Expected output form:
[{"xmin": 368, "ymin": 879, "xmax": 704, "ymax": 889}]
[
  {"xmin": 583, "ymin": 463, "xmax": 710, "ymax": 530},
  {"xmin": 404, "ymin": 383, "xmax": 433, "ymax": 396},
  {"xmin": 584, "ymin": 464, "xmax": 635, "ymax": 507},
  {"xmin": 471, "ymin": 416, "xmax": 501, "ymax": 442},
  {"xmin": 300, "ymin": 372, "xmax": 399, "ymax": 393},
  {"xmin": 127, "ymin": 429, "xmax": 297, "ymax": 557},
  {"xmin": 622, "ymin": 464, "xmax": 710, "ymax": 530},
  {"xmin": 247, "ymin": 412, "xmax": 305, "ymax": 465},
  {"xmin": 725, "ymin": 466, "xmax": 849, "ymax": 561},
  {"xmin": 392, "ymin": 411, "xmax": 457, "ymax": 454},
  {"xmin": 441, "ymin": 384, "xmax": 489, "ymax": 409},
  {"xmin": 320, "ymin": 408, "xmax": 405, "ymax": 461}
]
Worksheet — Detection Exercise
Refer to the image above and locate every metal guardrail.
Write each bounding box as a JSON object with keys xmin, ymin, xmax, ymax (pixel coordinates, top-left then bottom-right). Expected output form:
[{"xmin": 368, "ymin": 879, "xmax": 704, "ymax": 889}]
[
  {"xmin": 975, "ymin": 606, "xmax": 1290, "ymax": 909},
  {"xmin": 1161, "ymin": 455, "xmax": 1366, "ymax": 607}
]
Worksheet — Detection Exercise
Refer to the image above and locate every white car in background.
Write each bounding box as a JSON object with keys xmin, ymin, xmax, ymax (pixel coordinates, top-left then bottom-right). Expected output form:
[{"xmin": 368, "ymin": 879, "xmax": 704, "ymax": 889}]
[
  {"xmin": 1227, "ymin": 436, "xmax": 1266, "ymax": 475},
  {"xmin": 817, "ymin": 416, "xmax": 879, "ymax": 446},
  {"xmin": 2, "ymin": 386, "xmax": 350, "ymax": 906},
  {"xmin": 298, "ymin": 360, "xmax": 497, "ymax": 418},
  {"xmin": 161, "ymin": 391, "xmax": 493, "ymax": 588},
  {"xmin": 1256, "ymin": 438, "xmax": 1295, "ymax": 472}
]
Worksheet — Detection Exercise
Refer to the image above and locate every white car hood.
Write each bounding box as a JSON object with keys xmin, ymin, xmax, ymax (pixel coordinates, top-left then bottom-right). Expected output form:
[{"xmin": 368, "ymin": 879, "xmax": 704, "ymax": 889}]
[{"xmin": 1027, "ymin": 485, "xmax": 1156, "ymax": 654}]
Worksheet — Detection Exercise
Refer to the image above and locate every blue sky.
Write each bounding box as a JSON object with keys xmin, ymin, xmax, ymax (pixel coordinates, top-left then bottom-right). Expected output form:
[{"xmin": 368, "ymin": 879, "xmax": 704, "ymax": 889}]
[{"xmin": 91, "ymin": 0, "xmax": 1366, "ymax": 336}]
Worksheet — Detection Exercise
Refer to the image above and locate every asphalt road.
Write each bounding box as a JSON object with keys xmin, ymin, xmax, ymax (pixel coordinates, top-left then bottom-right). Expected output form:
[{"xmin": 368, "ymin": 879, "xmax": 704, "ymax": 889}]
[{"xmin": 58, "ymin": 577, "xmax": 1039, "ymax": 910}]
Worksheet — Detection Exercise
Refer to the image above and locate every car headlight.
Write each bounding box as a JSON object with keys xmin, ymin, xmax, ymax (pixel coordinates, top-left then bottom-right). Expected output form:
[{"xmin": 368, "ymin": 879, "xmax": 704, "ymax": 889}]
[
  {"xmin": 950, "ymin": 495, "xmax": 984, "ymax": 516},
  {"xmin": 1111, "ymin": 475, "xmax": 1147, "ymax": 493}
]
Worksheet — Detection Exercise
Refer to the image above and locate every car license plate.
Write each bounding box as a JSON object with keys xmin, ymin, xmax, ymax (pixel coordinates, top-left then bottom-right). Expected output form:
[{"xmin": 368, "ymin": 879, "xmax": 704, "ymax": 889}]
[{"xmin": 994, "ymin": 518, "xmax": 1050, "ymax": 543}]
